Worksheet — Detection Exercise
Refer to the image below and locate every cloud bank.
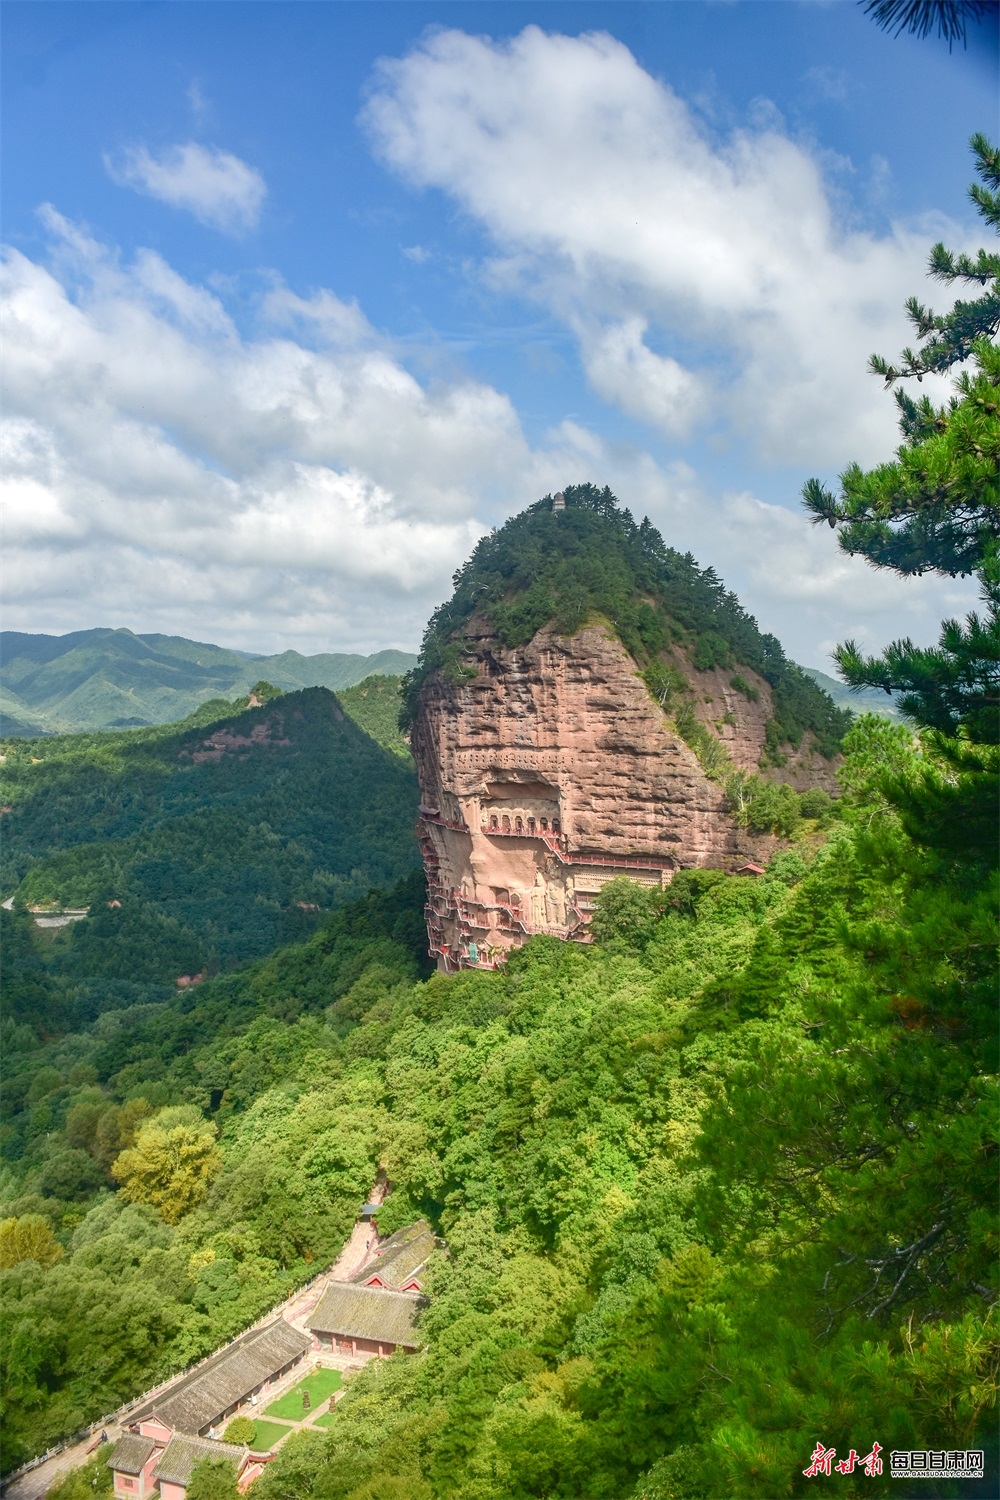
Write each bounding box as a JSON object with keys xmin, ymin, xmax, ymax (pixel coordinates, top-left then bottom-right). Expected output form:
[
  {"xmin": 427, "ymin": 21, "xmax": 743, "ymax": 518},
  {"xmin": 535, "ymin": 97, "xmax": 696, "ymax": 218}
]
[
  {"xmin": 106, "ymin": 141, "xmax": 267, "ymax": 234},
  {"xmin": 363, "ymin": 26, "xmax": 956, "ymax": 462},
  {"xmin": 1, "ymin": 207, "xmax": 972, "ymax": 662},
  {"xmin": 1, "ymin": 212, "xmax": 642, "ymax": 650},
  {"xmin": 5, "ymin": 25, "xmax": 978, "ymax": 662}
]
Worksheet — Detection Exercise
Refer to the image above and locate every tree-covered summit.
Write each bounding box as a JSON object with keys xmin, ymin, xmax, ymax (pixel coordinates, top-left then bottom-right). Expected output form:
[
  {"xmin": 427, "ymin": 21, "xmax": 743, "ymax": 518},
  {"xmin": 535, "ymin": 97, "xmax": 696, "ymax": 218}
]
[
  {"xmin": 0, "ymin": 686, "xmax": 420, "ymax": 1006},
  {"xmin": 404, "ymin": 483, "xmax": 851, "ymax": 758}
]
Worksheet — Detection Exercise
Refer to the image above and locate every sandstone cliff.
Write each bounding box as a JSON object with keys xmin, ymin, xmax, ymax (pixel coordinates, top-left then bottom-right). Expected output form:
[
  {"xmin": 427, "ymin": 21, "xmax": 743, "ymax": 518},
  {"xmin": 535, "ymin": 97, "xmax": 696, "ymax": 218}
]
[
  {"xmin": 413, "ymin": 620, "xmax": 790, "ymax": 972},
  {"xmin": 674, "ymin": 645, "xmax": 841, "ymax": 793},
  {"xmin": 409, "ymin": 482, "xmax": 849, "ymax": 971}
]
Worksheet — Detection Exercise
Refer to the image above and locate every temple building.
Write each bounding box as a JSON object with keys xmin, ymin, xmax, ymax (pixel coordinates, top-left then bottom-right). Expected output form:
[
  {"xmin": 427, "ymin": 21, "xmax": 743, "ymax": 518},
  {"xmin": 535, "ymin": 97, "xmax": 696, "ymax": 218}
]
[
  {"xmin": 128, "ymin": 1320, "xmax": 310, "ymax": 1439},
  {"xmin": 106, "ymin": 1320, "xmax": 310, "ymax": 1499},
  {"xmin": 108, "ymin": 1431, "xmax": 262, "ymax": 1500},
  {"xmin": 349, "ymin": 1219, "xmax": 436, "ymax": 1293},
  {"xmin": 306, "ymin": 1283, "xmax": 424, "ymax": 1359}
]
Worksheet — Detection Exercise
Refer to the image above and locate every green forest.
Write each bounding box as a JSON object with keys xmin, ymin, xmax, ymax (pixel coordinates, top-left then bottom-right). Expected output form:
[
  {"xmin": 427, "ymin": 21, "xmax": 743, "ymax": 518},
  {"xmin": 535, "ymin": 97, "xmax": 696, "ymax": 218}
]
[
  {"xmin": 0, "ymin": 682, "xmax": 420, "ymax": 1026},
  {"xmin": 2, "ymin": 710, "xmax": 995, "ymax": 1493},
  {"xmin": 1, "ymin": 136, "xmax": 997, "ymax": 1500},
  {"xmin": 0, "ymin": 628, "xmax": 416, "ymax": 737}
]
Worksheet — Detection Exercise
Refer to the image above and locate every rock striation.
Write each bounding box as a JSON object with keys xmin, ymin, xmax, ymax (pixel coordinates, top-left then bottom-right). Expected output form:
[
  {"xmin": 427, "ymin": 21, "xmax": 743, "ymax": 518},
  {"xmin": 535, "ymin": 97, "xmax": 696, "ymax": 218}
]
[{"xmin": 413, "ymin": 620, "xmax": 799, "ymax": 972}]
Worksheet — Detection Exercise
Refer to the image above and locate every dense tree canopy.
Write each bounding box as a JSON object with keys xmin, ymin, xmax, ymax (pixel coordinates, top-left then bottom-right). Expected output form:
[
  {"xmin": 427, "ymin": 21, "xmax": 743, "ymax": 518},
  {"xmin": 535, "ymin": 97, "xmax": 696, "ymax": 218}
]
[
  {"xmin": 0, "ymin": 686, "xmax": 420, "ymax": 1018},
  {"xmin": 186, "ymin": 1457, "xmax": 240, "ymax": 1500},
  {"xmin": 1, "ymin": 160, "xmax": 995, "ymax": 1488},
  {"xmin": 111, "ymin": 1107, "xmax": 222, "ymax": 1224},
  {"xmin": 404, "ymin": 484, "xmax": 851, "ymax": 760},
  {"xmin": 1, "ymin": 721, "xmax": 994, "ymax": 1488}
]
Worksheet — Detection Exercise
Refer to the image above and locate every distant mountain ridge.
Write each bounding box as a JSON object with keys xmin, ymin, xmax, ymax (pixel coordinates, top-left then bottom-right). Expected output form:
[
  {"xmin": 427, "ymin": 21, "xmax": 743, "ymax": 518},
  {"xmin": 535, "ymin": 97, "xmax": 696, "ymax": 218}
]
[
  {"xmin": 802, "ymin": 665, "xmax": 902, "ymax": 721},
  {"xmin": 0, "ymin": 686, "xmax": 421, "ymax": 984},
  {"xmin": 0, "ymin": 628, "xmax": 418, "ymax": 735}
]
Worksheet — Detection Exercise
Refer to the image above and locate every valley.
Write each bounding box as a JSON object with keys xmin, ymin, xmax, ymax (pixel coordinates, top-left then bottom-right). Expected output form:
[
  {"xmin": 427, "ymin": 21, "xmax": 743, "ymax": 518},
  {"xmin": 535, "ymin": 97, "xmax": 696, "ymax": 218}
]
[{"xmin": 0, "ymin": 681, "xmax": 420, "ymax": 1035}]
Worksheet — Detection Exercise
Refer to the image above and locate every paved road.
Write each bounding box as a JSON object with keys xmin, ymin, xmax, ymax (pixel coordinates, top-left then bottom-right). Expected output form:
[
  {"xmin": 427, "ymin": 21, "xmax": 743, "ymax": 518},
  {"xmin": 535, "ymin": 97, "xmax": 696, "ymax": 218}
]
[{"xmin": 3, "ymin": 1427, "xmax": 124, "ymax": 1500}]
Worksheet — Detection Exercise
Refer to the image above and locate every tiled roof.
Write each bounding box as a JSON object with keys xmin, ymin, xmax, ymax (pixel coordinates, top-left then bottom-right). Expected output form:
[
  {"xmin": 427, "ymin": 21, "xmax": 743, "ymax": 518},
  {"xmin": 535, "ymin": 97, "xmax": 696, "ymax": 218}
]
[
  {"xmin": 152, "ymin": 1436, "xmax": 247, "ymax": 1487},
  {"xmin": 106, "ymin": 1436, "xmax": 155, "ymax": 1476},
  {"xmin": 352, "ymin": 1226, "xmax": 436, "ymax": 1290},
  {"xmin": 133, "ymin": 1320, "xmax": 310, "ymax": 1435},
  {"xmin": 374, "ymin": 1219, "xmax": 431, "ymax": 1254},
  {"xmin": 307, "ymin": 1283, "xmax": 424, "ymax": 1348}
]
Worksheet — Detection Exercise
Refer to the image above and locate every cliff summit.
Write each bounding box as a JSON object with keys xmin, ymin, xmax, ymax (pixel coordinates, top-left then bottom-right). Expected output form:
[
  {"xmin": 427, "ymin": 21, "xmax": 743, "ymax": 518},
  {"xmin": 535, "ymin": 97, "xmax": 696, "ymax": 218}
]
[{"xmin": 408, "ymin": 485, "xmax": 849, "ymax": 971}]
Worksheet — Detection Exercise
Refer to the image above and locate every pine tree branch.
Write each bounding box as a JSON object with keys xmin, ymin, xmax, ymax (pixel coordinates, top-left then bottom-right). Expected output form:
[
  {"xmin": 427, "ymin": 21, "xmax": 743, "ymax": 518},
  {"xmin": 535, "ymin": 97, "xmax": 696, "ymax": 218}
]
[
  {"xmin": 970, "ymin": 131, "xmax": 1000, "ymax": 192},
  {"xmin": 862, "ymin": 0, "xmax": 994, "ymax": 48}
]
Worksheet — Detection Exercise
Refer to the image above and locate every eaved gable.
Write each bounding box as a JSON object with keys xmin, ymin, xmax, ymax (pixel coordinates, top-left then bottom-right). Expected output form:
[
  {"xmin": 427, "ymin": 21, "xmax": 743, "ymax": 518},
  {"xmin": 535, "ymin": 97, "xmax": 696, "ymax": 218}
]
[
  {"xmin": 351, "ymin": 1219, "xmax": 437, "ymax": 1293},
  {"xmin": 152, "ymin": 1436, "xmax": 249, "ymax": 1500},
  {"xmin": 107, "ymin": 1435, "xmax": 159, "ymax": 1500},
  {"xmin": 108, "ymin": 1435, "xmax": 255, "ymax": 1500},
  {"xmin": 307, "ymin": 1283, "xmax": 424, "ymax": 1358}
]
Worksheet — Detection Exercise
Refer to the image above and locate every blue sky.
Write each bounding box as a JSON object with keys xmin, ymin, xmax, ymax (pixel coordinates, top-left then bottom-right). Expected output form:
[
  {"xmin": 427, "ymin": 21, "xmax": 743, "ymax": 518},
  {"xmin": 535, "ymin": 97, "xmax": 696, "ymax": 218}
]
[{"xmin": 2, "ymin": 1, "xmax": 996, "ymax": 667}]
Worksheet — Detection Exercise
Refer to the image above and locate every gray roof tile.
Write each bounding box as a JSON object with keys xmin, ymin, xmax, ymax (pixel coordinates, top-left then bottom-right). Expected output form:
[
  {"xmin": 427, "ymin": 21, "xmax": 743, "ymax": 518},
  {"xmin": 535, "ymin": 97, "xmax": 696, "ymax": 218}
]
[
  {"xmin": 374, "ymin": 1220, "xmax": 431, "ymax": 1254},
  {"xmin": 307, "ymin": 1283, "xmax": 424, "ymax": 1348},
  {"xmin": 152, "ymin": 1436, "xmax": 247, "ymax": 1487},
  {"xmin": 106, "ymin": 1436, "xmax": 155, "ymax": 1476},
  {"xmin": 351, "ymin": 1227, "xmax": 436, "ymax": 1290},
  {"xmin": 134, "ymin": 1320, "xmax": 310, "ymax": 1435}
]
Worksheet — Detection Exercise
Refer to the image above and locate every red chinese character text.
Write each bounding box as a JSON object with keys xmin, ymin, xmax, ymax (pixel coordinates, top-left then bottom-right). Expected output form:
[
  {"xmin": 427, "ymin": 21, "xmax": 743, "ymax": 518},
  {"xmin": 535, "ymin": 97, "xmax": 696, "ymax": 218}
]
[
  {"xmin": 861, "ymin": 1443, "xmax": 883, "ymax": 1477},
  {"xmin": 803, "ymin": 1444, "xmax": 837, "ymax": 1478},
  {"xmin": 835, "ymin": 1450, "xmax": 860, "ymax": 1474}
]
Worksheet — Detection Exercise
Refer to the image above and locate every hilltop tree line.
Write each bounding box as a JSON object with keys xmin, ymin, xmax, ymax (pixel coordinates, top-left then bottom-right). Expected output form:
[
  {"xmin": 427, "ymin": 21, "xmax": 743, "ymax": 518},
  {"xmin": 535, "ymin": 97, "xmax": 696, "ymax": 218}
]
[
  {"xmin": 403, "ymin": 485, "xmax": 852, "ymax": 762},
  {"xmin": 1, "ymin": 703, "xmax": 994, "ymax": 1490},
  {"xmin": 0, "ymin": 684, "xmax": 420, "ymax": 1032}
]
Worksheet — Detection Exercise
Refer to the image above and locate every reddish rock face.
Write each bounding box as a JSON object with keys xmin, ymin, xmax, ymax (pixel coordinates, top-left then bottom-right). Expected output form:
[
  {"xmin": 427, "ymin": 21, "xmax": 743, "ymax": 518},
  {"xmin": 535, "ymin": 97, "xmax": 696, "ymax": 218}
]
[{"xmin": 413, "ymin": 620, "xmax": 809, "ymax": 972}]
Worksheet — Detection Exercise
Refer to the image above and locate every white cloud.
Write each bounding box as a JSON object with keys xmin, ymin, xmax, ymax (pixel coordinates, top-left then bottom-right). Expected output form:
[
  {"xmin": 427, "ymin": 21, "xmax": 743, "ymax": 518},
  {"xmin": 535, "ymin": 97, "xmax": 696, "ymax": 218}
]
[
  {"xmin": 0, "ymin": 216, "xmax": 616, "ymax": 649},
  {"xmin": 801, "ymin": 65, "xmax": 850, "ymax": 103},
  {"xmin": 1, "ymin": 211, "xmax": 972, "ymax": 663},
  {"xmin": 106, "ymin": 141, "xmax": 267, "ymax": 234},
  {"xmin": 581, "ymin": 319, "xmax": 707, "ymax": 435},
  {"xmin": 363, "ymin": 26, "xmax": 962, "ymax": 463}
]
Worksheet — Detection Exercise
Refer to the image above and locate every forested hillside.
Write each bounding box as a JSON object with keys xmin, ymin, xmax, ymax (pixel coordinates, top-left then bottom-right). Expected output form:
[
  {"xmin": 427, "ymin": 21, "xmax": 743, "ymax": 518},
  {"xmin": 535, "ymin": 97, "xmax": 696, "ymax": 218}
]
[
  {"xmin": 336, "ymin": 675, "xmax": 413, "ymax": 760},
  {"xmin": 404, "ymin": 483, "xmax": 851, "ymax": 763},
  {"xmin": 3, "ymin": 139, "xmax": 996, "ymax": 1499},
  {"xmin": 0, "ymin": 877, "xmax": 431, "ymax": 1471},
  {"xmin": 0, "ymin": 629, "xmax": 417, "ymax": 736},
  {"xmin": 1, "ymin": 718, "xmax": 994, "ymax": 1492},
  {"xmin": 0, "ymin": 686, "xmax": 420, "ymax": 1022}
]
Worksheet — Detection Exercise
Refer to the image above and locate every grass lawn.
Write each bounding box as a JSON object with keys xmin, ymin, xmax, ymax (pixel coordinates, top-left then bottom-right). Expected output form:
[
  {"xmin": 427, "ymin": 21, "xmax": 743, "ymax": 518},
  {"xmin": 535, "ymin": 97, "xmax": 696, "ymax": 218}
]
[
  {"xmin": 247, "ymin": 1419, "xmax": 295, "ymax": 1451},
  {"xmin": 264, "ymin": 1368, "xmax": 343, "ymax": 1420},
  {"xmin": 311, "ymin": 1413, "xmax": 336, "ymax": 1429}
]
